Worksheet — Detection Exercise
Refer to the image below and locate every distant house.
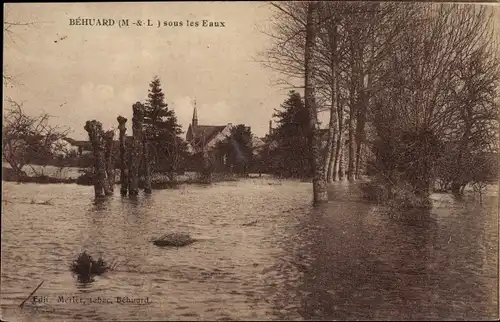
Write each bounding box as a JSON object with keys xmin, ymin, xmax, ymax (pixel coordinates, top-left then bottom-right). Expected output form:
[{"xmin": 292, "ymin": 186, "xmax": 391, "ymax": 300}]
[
  {"xmin": 250, "ymin": 135, "xmax": 266, "ymax": 156},
  {"xmin": 5, "ymin": 134, "xmax": 79, "ymax": 158},
  {"xmin": 50, "ymin": 138, "xmax": 79, "ymax": 157},
  {"xmin": 63, "ymin": 138, "xmax": 92, "ymax": 156}
]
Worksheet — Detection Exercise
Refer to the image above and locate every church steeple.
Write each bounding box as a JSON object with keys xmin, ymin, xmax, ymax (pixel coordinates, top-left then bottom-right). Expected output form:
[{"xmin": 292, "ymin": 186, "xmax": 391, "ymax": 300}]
[{"xmin": 192, "ymin": 97, "xmax": 198, "ymax": 127}]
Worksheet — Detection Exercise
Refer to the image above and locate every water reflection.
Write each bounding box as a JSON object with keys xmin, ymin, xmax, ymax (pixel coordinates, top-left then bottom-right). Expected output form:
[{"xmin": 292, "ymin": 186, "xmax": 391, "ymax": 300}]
[
  {"xmin": 269, "ymin": 188, "xmax": 497, "ymax": 320},
  {"xmin": 0, "ymin": 181, "xmax": 497, "ymax": 321},
  {"xmin": 91, "ymin": 197, "xmax": 112, "ymax": 211}
]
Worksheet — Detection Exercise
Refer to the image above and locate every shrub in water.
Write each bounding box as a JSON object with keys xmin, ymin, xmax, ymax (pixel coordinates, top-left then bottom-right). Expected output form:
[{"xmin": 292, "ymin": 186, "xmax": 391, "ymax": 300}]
[
  {"xmin": 360, "ymin": 178, "xmax": 390, "ymax": 203},
  {"xmin": 387, "ymin": 181, "xmax": 432, "ymax": 210},
  {"xmin": 361, "ymin": 174, "xmax": 432, "ymax": 210},
  {"xmin": 70, "ymin": 251, "xmax": 110, "ymax": 283}
]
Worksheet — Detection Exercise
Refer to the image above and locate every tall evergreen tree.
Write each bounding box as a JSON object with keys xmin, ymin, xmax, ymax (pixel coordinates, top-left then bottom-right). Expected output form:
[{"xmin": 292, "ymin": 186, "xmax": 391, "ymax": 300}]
[
  {"xmin": 142, "ymin": 76, "xmax": 186, "ymax": 175},
  {"xmin": 270, "ymin": 90, "xmax": 312, "ymax": 178}
]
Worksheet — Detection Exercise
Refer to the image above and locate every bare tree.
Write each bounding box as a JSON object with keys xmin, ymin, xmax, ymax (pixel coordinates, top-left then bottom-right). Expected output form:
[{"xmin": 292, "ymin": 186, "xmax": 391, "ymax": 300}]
[
  {"xmin": 2, "ymin": 99, "xmax": 70, "ymax": 180},
  {"xmin": 370, "ymin": 3, "xmax": 499, "ymax": 198},
  {"xmin": 3, "ymin": 18, "xmax": 72, "ymax": 181},
  {"xmin": 315, "ymin": 2, "xmax": 344, "ymax": 183},
  {"xmin": 3, "ymin": 18, "xmax": 39, "ymax": 86},
  {"xmin": 260, "ymin": 1, "xmax": 328, "ymax": 203},
  {"xmin": 262, "ymin": 1, "xmax": 498, "ymax": 205},
  {"xmin": 258, "ymin": 2, "xmax": 308, "ymax": 89},
  {"xmin": 305, "ymin": 1, "xmax": 328, "ymax": 203}
]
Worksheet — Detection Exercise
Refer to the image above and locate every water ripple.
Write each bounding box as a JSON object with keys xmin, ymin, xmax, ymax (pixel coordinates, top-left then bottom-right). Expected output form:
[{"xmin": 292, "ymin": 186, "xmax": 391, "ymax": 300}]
[{"xmin": 1, "ymin": 180, "xmax": 498, "ymax": 320}]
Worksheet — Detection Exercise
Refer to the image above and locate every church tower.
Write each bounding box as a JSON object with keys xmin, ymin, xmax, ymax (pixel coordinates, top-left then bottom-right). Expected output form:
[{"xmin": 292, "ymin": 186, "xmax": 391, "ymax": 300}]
[
  {"xmin": 192, "ymin": 98, "xmax": 198, "ymax": 127},
  {"xmin": 187, "ymin": 98, "xmax": 198, "ymax": 142}
]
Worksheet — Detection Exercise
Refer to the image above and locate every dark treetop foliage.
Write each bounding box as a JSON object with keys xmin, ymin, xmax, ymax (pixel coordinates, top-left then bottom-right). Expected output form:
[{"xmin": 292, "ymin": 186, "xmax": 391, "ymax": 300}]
[
  {"xmin": 269, "ymin": 90, "xmax": 312, "ymax": 178},
  {"xmin": 142, "ymin": 76, "xmax": 187, "ymax": 173}
]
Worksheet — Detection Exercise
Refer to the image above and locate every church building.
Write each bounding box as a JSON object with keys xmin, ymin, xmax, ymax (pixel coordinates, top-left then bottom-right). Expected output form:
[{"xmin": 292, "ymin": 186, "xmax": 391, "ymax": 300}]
[{"xmin": 185, "ymin": 101, "xmax": 233, "ymax": 154}]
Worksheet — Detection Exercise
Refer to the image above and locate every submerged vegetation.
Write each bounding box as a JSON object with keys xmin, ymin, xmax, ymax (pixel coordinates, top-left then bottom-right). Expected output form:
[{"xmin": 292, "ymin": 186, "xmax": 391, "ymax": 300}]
[{"xmin": 70, "ymin": 252, "xmax": 112, "ymax": 283}]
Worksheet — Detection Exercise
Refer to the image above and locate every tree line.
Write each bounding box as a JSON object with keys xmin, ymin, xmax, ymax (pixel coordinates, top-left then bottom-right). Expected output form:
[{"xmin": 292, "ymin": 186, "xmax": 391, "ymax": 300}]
[
  {"xmin": 2, "ymin": 76, "xmax": 257, "ymax": 182},
  {"xmin": 262, "ymin": 1, "xmax": 499, "ymax": 205}
]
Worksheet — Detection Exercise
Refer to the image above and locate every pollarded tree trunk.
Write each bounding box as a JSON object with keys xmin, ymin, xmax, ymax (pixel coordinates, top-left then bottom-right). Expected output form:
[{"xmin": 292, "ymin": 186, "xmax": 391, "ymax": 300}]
[
  {"xmin": 129, "ymin": 141, "xmax": 140, "ymax": 196},
  {"xmin": 127, "ymin": 140, "xmax": 134, "ymax": 193},
  {"xmin": 117, "ymin": 116, "xmax": 128, "ymax": 196},
  {"xmin": 103, "ymin": 130, "xmax": 115, "ymax": 195},
  {"xmin": 143, "ymin": 139, "xmax": 152, "ymax": 194},
  {"xmin": 305, "ymin": 1, "xmax": 328, "ymax": 205},
  {"xmin": 84, "ymin": 120, "xmax": 107, "ymax": 198},
  {"xmin": 129, "ymin": 102, "xmax": 145, "ymax": 196}
]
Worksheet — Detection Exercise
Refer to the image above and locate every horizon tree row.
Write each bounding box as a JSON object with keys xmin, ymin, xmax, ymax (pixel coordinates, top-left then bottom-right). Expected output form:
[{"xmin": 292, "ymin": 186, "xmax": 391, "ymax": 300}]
[{"xmin": 263, "ymin": 1, "xmax": 499, "ymax": 205}]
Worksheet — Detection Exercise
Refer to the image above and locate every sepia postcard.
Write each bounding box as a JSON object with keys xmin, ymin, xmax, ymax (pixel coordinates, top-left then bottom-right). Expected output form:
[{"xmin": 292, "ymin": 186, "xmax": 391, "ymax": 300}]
[{"xmin": 2, "ymin": 1, "xmax": 499, "ymax": 321}]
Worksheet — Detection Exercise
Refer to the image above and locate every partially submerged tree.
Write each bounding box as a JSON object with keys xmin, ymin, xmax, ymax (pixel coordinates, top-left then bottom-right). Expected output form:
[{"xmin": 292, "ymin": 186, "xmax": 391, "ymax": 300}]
[
  {"xmin": 84, "ymin": 120, "xmax": 112, "ymax": 197},
  {"xmin": 3, "ymin": 99, "xmax": 70, "ymax": 180},
  {"xmin": 304, "ymin": 1, "xmax": 328, "ymax": 203},
  {"xmin": 263, "ymin": 1, "xmax": 499, "ymax": 206},
  {"xmin": 117, "ymin": 116, "xmax": 129, "ymax": 195}
]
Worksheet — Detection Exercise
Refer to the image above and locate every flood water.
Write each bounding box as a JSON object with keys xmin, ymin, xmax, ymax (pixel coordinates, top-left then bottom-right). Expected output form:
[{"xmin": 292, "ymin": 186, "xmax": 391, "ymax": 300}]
[{"xmin": 1, "ymin": 178, "xmax": 498, "ymax": 321}]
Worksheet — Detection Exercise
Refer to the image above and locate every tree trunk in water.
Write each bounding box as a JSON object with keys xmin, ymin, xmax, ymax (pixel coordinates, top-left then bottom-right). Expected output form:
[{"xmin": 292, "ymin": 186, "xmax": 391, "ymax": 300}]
[
  {"xmin": 354, "ymin": 139, "xmax": 363, "ymax": 179},
  {"xmin": 103, "ymin": 130, "xmax": 115, "ymax": 195},
  {"xmin": 452, "ymin": 123, "xmax": 472, "ymax": 194},
  {"xmin": 84, "ymin": 120, "xmax": 106, "ymax": 198},
  {"xmin": 305, "ymin": 1, "xmax": 328, "ymax": 205},
  {"xmin": 127, "ymin": 141, "xmax": 133, "ymax": 193},
  {"xmin": 355, "ymin": 68, "xmax": 370, "ymax": 180},
  {"xmin": 324, "ymin": 23, "xmax": 338, "ymax": 184},
  {"xmin": 338, "ymin": 141, "xmax": 345, "ymax": 181},
  {"xmin": 347, "ymin": 50, "xmax": 357, "ymax": 182},
  {"xmin": 129, "ymin": 102, "xmax": 145, "ymax": 196},
  {"xmin": 324, "ymin": 124, "xmax": 335, "ymax": 183},
  {"xmin": 334, "ymin": 111, "xmax": 344, "ymax": 181},
  {"xmin": 327, "ymin": 133, "xmax": 336, "ymax": 182},
  {"xmin": 143, "ymin": 139, "xmax": 152, "ymax": 194},
  {"xmin": 354, "ymin": 96, "xmax": 365, "ymax": 179},
  {"xmin": 324, "ymin": 136, "xmax": 333, "ymax": 182},
  {"xmin": 129, "ymin": 139, "xmax": 139, "ymax": 196},
  {"xmin": 347, "ymin": 114, "xmax": 355, "ymax": 181},
  {"xmin": 117, "ymin": 116, "xmax": 128, "ymax": 196}
]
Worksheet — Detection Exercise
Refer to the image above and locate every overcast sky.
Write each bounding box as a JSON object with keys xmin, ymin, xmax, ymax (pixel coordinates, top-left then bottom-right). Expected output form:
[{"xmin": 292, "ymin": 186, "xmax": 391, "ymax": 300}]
[
  {"xmin": 4, "ymin": 2, "xmax": 499, "ymax": 141},
  {"xmin": 4, "ymin": 2, "xmax": 292, "ymax": 140}
]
